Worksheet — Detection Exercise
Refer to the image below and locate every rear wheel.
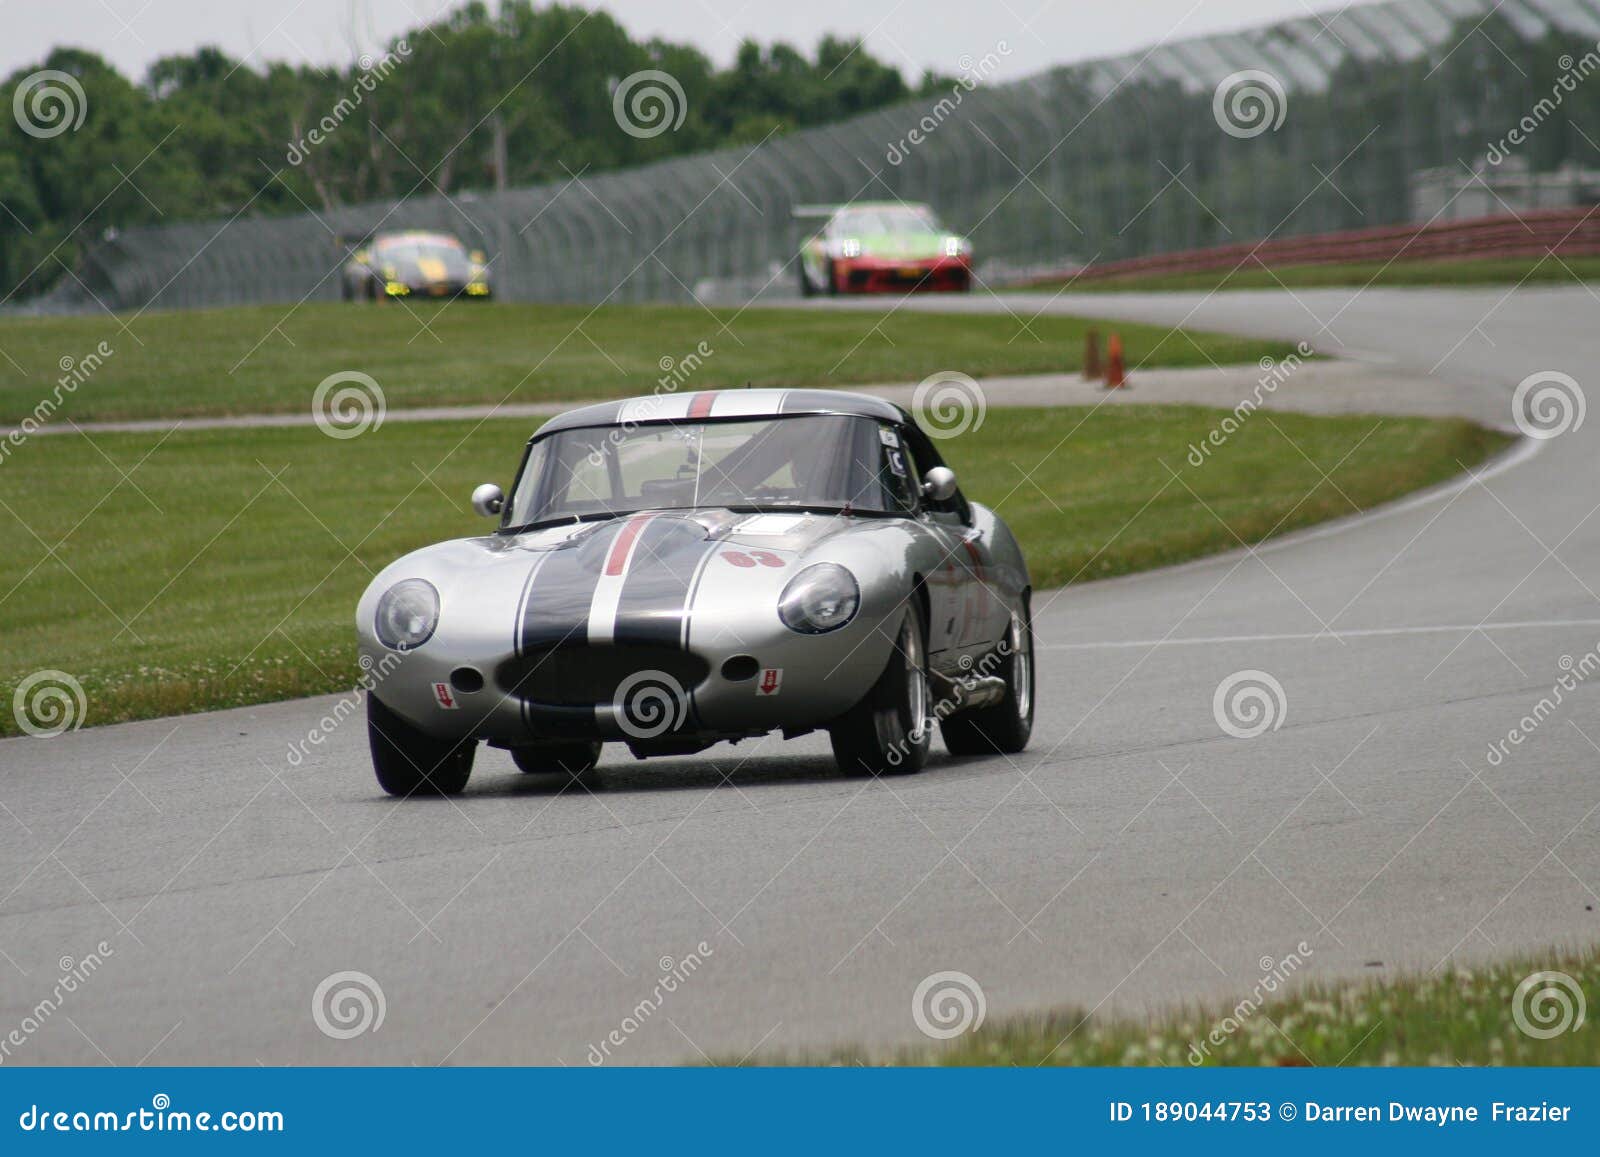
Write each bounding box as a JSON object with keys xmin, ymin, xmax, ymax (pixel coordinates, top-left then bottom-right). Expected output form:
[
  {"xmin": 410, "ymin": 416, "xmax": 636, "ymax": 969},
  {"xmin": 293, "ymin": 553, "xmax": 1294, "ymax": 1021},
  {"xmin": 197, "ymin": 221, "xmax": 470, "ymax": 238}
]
[
  {"xmin": 512, "ymin": 742, "xmax": 602, "ymax": 778},
  {"xmin": 940, "ymin": 599, "xmax": 1033, "ymax": 756},
  {"xmin": 830, "ymin": 603, "xmax": 931, "ymax": 776},
  {"xmin": 799, "ymin": 260, "xmax": 817, "ymax": 298},
  {"xmin": 825, "ymin": 259, "xmax": 840, "ymax": 296},
  {"xmin": 367, "ymin": 694, "xmax": 475, "ymax": 796}
]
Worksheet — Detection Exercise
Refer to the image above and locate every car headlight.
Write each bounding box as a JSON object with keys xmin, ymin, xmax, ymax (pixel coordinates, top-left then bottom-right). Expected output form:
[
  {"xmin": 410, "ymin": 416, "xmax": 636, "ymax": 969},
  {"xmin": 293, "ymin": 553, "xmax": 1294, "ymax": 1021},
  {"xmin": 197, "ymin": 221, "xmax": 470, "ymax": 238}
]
[
  {"xmin": 375, "ymin": 579, "xmax": 439, "ymax": 650},
  {"xmin": 944, "ymin": 236, "xmax": 966, "ymax": 257},
  {"xmin": 778, "ymin": 564, "xmax": 859, "ymax": 634},
  {"xmin": 839, "ymin": 238, "xmax": 862, "ymax": 258}
]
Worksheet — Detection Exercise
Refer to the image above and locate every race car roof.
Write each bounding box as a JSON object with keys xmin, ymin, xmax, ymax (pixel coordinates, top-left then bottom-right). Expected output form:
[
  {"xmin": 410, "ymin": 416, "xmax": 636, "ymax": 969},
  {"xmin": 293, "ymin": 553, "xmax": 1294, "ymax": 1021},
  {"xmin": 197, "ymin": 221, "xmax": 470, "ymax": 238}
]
[
  {"xmin": 373, "ymin": 230, "xmax": 465, "ymax": 249},
  {"xmin": 533, "ymin": 389, "xmax": 907, "ymax": 437},
  {"xmin": 792, "ymin": 201, "xmax": 933, "ymax": 220}
]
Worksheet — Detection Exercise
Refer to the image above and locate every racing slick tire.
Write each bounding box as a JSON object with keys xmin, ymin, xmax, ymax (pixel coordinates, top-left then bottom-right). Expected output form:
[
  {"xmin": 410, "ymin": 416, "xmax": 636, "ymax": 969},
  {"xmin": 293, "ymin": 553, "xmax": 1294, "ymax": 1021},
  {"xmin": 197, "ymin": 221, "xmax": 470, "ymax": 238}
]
[
  {"xmin": 825, "ymin": 259, "xmax": 840, "ymax": 296},
  {"xmin": 368, "ymin": 694, "xmax": 475, "ymax": 796},
  {"xmin": 830, "ymin": 603, "xmax": 931, "ymax": 777},
  {"xmin": 512, "ymin": 742, "xmax": 602, "ymax": 778},
  {"xmin": 940, "ymin": 598, "xmax": 1033, "ymax": 756}
]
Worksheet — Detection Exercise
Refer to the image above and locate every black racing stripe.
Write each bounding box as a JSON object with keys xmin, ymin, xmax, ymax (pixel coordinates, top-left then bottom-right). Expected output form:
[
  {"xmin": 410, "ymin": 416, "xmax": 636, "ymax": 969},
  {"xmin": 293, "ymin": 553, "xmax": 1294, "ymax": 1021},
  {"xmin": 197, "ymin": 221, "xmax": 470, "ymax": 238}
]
[
  {"xmin": 612, "ymin": 518, "xmax": 719, "ymax": 648},
  {"xmin": 518, "ymin": 522, "xmax": 620, "ymax": 652}
]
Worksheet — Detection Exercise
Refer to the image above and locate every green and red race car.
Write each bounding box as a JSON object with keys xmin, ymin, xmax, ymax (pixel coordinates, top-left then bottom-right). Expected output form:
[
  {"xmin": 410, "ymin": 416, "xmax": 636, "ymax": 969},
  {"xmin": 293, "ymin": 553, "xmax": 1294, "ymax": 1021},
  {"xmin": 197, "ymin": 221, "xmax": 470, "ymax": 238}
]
[{"xmin": 795, "ymin": 202, "xmax": 973, "ymax": 296}]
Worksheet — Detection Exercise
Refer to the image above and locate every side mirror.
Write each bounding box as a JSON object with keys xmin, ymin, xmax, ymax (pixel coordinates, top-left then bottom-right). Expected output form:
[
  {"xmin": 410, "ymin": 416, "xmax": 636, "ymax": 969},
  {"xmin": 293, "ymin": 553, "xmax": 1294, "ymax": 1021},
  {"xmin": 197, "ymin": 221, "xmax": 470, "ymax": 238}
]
[
  {"xmin": 921, "ymin": 466, "xmax": 957, "ymax": 502},
  {"xmin": 471, "ymin": 483, "xmax": 504, "ymax": 518}
]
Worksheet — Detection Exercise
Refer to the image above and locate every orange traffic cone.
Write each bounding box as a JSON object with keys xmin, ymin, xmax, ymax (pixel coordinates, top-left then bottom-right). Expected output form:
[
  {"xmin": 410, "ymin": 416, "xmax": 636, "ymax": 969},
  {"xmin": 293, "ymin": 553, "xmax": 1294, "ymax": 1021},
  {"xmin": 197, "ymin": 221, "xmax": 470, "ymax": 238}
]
[
  {"xmin": 1083, "ymin": 329, "xmax": 1102, "ymax": 381},
  {"xmin": 1104, "ymin": 333, "xmax": 1126, "ymax": 389}
]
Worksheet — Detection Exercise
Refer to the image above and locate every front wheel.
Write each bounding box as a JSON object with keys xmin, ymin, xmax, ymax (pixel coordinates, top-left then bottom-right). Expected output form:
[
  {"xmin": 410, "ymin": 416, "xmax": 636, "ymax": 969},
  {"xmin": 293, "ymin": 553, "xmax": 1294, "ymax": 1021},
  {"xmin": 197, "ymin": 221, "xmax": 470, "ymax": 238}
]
[
  {"xmin": 830, "ymin": 603, "xmax": 931, "ymax": 776},
  {"xmin": 940, "ymin": 599, "xmax": 1033, "ymax": 756},
  {"xmin": 368, "ymin": 694, "xmax": 475, "ymax": 796}
]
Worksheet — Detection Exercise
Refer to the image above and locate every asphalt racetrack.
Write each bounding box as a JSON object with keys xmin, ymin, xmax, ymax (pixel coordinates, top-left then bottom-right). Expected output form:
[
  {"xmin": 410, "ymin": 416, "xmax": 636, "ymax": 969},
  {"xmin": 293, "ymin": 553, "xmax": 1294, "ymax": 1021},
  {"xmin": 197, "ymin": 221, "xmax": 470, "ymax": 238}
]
[{"xmin": 3, "ymin": 287, "xmax": 1597, "ymax": 1065}]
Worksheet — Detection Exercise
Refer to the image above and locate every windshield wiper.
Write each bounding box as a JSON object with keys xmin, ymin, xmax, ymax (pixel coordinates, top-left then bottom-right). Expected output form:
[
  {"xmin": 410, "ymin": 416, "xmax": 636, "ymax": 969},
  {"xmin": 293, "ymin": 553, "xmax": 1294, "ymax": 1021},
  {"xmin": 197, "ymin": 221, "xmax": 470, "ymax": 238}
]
[
  {"xmin": 500, "ymin": 510, "xmax": 630, "ymax": 535},
  {"xmin": 721, "ymin": 503, "xmax": 892, "ymax": 518}
]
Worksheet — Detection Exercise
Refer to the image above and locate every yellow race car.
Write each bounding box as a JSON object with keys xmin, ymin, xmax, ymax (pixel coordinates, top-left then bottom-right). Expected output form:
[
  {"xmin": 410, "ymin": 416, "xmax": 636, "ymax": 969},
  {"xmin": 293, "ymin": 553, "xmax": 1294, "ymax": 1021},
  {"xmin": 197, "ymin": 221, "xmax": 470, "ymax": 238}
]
[{"xmin": 341, "ymin": 231, "xmax": 492, "ymax": 301}]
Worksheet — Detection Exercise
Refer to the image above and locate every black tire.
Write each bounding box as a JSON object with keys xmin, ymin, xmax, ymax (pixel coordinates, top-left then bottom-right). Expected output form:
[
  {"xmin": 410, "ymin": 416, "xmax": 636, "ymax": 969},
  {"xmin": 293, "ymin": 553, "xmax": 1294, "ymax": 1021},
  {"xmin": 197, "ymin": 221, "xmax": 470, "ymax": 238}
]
[
  {"xmin": 512, "ymin": 742, "xmax": 602, "ymax": 777},
  {"xmin": 799, "ymin": 261, "xmax": 817, "ymax": 298},
  {"xmin": 940, "ymin": 597, "xmax": 1034, "ymax": 756},
  {"xmin": 367, "ymin": 694, "xmax": 475, "ymax": 796},
  {"xmin": 829, "ymin": 603, "xmax": 932, "ymax": 777},
  {"xmin": 825, "ymin": 259, "xmax": 839, "ymax": 296}
]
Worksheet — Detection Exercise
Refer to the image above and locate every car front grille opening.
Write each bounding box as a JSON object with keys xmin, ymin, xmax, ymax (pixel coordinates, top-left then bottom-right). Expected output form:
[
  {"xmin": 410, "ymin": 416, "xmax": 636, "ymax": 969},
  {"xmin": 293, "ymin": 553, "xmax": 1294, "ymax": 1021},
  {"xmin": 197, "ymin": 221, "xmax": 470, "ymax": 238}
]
[{"xmin": 497, "ymin": 644, "xmax": 709, "ymax": 707}]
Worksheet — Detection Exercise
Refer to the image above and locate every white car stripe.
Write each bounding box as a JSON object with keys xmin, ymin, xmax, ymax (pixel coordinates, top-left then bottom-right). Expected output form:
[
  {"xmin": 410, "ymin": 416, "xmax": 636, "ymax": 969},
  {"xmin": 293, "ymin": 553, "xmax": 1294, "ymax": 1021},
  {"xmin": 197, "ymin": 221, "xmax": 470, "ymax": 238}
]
[
  {"xmin": 710, "ymin": 389, "xmax": 789, "ymax": 418},
  {"xmin": 587, "ymin": 514, "xmax": 656, "ymax": 643},
  {"xmin": 618, "ymin": 394, "xmax": 693, "ymax": 424}
]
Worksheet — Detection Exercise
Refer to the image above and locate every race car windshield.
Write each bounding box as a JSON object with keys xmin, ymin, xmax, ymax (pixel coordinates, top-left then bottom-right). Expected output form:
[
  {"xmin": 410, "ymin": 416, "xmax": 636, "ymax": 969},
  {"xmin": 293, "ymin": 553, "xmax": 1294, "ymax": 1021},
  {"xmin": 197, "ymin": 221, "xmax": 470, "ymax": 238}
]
[
  {"xmin": 375, "ymin": 237, "xmax": 471, "ymax": 271},
  {"xmin": 505, "ymin": 414, "xmax": 914, "ymax": 528},
  {"xmin": 832, "ymin": 207, "xmax": 939, "ymax": 236}
]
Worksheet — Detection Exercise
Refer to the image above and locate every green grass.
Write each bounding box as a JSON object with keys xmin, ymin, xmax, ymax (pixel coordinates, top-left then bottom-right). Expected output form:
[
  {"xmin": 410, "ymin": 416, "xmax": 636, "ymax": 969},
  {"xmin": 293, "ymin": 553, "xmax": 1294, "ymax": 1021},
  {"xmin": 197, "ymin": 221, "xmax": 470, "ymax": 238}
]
[
  {"xmin": 756, "ymin": 948, "xmax": 1600, "ymax": 1066},
  {"xmin": 1026, "ymin": 255, "xmax": 1600, "ymax": 295},
  {"xmin": 0, "ymin": 301, "xmax": 1295, "ymax": 424},
  {"xmin": 0, "ymin": 405, "xmax": 1507, "ymax": 735}
]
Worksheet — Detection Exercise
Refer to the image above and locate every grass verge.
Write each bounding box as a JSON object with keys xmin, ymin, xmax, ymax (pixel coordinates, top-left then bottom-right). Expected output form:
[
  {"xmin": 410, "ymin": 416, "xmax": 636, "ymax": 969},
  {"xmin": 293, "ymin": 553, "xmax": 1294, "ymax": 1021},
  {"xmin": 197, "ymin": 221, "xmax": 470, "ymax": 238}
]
[
  {"xmin": 759, "ymin": 948, "xmax": 1599, "ymax": 1066},
  {"xmin": 0, "ymin": 301, "xmax": 1294, "ymax": 424},
  {"xmin": 0, "ymin": 405, "xmax": 1507, "ymax": 735},
  {"xmin": 1025, "ymin": 255, "xmax": 1600, "ymax": 295}
]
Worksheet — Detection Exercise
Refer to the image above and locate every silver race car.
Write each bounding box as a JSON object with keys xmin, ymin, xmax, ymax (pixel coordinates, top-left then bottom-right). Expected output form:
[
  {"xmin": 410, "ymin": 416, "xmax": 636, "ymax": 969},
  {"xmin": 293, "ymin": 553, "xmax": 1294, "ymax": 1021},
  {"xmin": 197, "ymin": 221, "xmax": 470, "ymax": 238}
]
[{"xmin": 356, "ymin": 389, "xmax": 1033, "ymax": 795}]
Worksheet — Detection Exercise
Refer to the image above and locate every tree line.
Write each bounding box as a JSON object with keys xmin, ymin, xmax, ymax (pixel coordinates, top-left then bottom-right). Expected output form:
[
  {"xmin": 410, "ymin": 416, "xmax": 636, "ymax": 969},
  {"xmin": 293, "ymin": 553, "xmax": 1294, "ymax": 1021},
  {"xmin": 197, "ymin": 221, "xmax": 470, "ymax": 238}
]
[{"xmin": 0, "ymin": 0, "xmax": 950, "ymax": 299}]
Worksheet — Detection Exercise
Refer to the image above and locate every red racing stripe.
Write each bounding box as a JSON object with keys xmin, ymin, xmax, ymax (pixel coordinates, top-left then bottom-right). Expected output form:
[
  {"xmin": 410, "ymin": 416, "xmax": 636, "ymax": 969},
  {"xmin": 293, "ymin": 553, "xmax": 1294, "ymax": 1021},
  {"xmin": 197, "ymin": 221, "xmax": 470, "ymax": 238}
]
[
  {"xmin": 687, "ymin": 392, "xmax": 717, "ymax": 419},
  {"xmin": 605, "ymin": 514, "xmax": 654, "ymax": 576}
]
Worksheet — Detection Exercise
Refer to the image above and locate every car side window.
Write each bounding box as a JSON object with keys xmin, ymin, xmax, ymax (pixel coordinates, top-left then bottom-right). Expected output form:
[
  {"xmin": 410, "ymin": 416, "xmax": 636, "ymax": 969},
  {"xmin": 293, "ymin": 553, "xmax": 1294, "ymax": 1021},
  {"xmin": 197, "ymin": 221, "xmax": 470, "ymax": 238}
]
[
  {"xmin": 901, "ymin": 424, "xmax": 972, "ymax": 525},
  {"xmin": 876, "ymin": 424, "xmax": 918, "ymax": 512}
]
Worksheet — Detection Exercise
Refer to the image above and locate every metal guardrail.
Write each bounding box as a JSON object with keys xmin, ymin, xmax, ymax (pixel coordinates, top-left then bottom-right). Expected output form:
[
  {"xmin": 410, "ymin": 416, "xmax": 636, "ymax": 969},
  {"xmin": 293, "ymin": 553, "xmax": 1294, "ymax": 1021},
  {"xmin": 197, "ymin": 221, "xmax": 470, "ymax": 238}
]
[
  {"xmin": 25, "ymin": 0, "xmax": 1600, "ymax": 314},
  {"xmin": 1037, "ymin": 206, "xmax": 1600, "ymax": 283}
]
